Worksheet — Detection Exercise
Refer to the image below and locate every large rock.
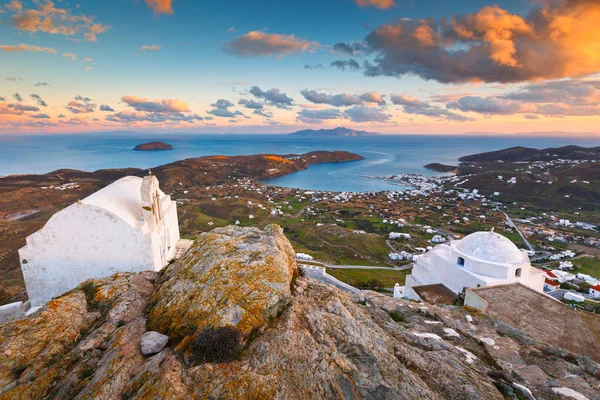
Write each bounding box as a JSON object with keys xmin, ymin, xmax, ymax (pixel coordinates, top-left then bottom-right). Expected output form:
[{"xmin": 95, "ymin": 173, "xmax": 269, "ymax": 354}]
[
  {"xmin": 147, "ymin": 225, "xmax": 297, "ymax": 342},
  {"xmin": 141, "ymin": 331, "xmax": 169, "ymax": 356}
]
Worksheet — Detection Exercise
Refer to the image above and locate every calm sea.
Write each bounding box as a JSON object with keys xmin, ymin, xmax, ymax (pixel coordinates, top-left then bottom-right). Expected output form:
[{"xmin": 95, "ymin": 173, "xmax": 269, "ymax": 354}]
[{"xmin": 1, "ymin": 134, "xmax": 598, "ymax": 192}]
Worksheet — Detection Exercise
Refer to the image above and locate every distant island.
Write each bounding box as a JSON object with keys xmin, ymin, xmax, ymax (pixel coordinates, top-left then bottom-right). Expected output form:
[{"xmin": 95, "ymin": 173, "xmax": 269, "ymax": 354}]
[
  {"xmin": 289, "ymin": 127, "xmax": 380, "ymax": 137},
  {"xmin": 133, "ymin": 141, "xmax": 174, "ymax": 151}
]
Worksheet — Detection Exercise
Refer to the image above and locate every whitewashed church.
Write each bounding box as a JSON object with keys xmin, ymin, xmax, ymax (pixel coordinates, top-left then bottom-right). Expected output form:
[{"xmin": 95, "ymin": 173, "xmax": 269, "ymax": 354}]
[
  {"xmin": 403, "ymin": 231, "xmax": 545, "ymax": 301},
  {"xmin": 19, "ymin": 174, "xmax": 188, "ymax": 307}
]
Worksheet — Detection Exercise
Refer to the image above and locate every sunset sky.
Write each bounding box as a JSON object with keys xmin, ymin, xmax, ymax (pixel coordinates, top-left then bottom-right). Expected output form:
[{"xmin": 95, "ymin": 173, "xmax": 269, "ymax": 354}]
[{"xmin": 1, "ymin": 0, "xmax": 599, "ymax": 134}]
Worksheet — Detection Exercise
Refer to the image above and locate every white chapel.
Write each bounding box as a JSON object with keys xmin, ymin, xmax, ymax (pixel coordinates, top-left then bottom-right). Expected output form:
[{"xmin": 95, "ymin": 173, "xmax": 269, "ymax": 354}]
[
  {"xmin": 403, "ymin": 231, "xmax": 545, "ymax": 301},
  {"xmin": 19, "ymin": 174, "xmax": 187, "ymax": 307}
]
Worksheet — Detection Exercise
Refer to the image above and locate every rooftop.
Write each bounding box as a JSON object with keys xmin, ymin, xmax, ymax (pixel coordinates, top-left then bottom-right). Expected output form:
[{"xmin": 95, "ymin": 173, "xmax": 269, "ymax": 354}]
[
  {"xmin": 469, "ymin": 283, "xmax": 600, "ymax": 363},
  {"xmin": 81, "ymin": 176, "xmax": 145, "ymax": 227},
  {"xmin": 455, "ymin": 231, "xmax": 528, "ymax": 265}
]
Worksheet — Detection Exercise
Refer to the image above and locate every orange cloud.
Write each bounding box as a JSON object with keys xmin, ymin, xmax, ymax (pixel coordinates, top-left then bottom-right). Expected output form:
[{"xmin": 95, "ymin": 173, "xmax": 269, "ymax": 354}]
[
  {"xmin": 121, "ymin": 96, "xmax": 190, "ymax": 113},
  {"xmin": 354, "ymin": 0, "xmax": 395, "ymax": 9},
  {"xmin": 8, "ymin": 0, "xmax": 110, "ymax": 42},
  {"xmin": 0, "ymin": 44, "xmax": 57, "ymax": 53},
  {"xmin": 140, "ymin": 45, "xmax": 161, "ymax": 52},
  {"xmin": 145, "ymin": 0, "xmax": 174, "ymax": 15},
  {"xmin": 223, "ymin": 31, "xmax": 319, "ymax": 57},
  {"xmin": 362, "ymin": 0, "xmax": 600, "ymax": 83}
]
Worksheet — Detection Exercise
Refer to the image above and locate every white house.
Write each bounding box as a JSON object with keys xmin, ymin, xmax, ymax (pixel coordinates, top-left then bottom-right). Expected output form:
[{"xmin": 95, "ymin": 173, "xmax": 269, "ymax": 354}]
[
  {"xmin": 589, "ymin": 285, "xmax": 600, "ymax": 298},
  {"xmin": 19, "ymin": 175, "xmax": 184, "ymax": 307},
  {"xmin": 404, "ymin": 231, "xmax": 545, "ymax": 301}
]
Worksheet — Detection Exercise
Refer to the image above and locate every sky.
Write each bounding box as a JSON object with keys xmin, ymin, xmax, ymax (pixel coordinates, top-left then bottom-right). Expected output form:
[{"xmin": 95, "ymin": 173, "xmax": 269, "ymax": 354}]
[{"xmin": 1, "ymin": 0, "xmax": 600, "ymax": 135}]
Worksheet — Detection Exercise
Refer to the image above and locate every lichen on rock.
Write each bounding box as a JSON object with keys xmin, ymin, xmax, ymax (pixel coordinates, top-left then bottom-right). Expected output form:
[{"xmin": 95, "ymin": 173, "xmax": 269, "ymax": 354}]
[{"xmin": 147, "ymin": 224, "xmax": 297, "ymax": 345}]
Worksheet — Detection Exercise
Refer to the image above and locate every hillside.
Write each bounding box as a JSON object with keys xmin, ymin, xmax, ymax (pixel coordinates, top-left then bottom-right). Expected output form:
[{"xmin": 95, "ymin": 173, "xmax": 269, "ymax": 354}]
[
  {"xmin": 459, "ymin": 145, "xmax": 600, "ymax": 163},
  {"xmin": 0, "ymin": 151, "xmax": 363, "ymax": 304},
  {"xmin": 289, "ymin": 127, "xmax": 380, "ymax": 137},
  {"xmin": 1, "ymin": 225, "xmax": 597, "ymax": 399}
]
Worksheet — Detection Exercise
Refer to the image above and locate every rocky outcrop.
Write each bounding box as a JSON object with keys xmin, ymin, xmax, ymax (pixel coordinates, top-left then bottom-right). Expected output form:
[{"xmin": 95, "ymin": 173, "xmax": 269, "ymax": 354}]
[
  {"xmin": 141, "ymin": 331, "xmax": 169, "ymax": 356},
  {"xmin": 0, "ymin": 225, "xmax": 598, "ymax": 400},
  {"xmin": 147, "ymin": 225, "xmax": 297, "ymax": 343}
]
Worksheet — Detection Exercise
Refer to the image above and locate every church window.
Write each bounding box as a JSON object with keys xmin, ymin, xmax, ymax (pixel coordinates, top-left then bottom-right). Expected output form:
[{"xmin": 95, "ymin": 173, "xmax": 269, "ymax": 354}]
[{"xmin": 515, "ymin": 268, "xmax": 522, "ymax": 277}]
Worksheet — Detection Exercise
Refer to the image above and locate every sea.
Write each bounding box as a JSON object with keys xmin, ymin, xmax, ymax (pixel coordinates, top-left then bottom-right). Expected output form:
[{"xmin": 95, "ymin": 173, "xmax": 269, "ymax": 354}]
[{"xmin": 1, "ymin": 133, "xmax": 599, "ymax": 192}]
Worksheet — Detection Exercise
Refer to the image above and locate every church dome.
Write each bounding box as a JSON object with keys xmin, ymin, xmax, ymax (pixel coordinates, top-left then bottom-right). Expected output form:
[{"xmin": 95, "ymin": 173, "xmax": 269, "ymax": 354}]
[{"xmin": 455, "ymin": 231, "xmax": 528, "ymax": 265}]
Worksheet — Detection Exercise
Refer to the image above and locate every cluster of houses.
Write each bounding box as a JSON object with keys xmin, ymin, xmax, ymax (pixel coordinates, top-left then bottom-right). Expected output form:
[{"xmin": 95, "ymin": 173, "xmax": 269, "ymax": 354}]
[{"xmin": 543, "ymin": 269, "xmax": 600, "ymax": 299}]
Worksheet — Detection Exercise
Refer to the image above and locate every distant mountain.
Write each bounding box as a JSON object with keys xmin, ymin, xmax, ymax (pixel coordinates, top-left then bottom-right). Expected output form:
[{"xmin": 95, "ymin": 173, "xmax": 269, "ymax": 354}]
[
  {"xmin": 459, "ymin": 145, "xmax": 600, "ymax": 163},
  {"xmin": 289, "ymin": 127, "xmax": 380, "ymax": 137}
]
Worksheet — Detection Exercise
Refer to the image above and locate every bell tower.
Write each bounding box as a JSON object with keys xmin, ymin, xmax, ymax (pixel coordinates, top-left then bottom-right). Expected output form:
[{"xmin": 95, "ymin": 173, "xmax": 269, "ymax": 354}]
[{"xmin": 141, "ymin": 173, "xmax": 162, "ymax": 229}]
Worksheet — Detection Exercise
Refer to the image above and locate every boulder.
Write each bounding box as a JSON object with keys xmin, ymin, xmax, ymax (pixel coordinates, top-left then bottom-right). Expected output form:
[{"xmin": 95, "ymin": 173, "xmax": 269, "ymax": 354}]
[
  {"xmin": 141, "ymin": 331, "xmax": 169, "ymax": 356},
  {"xmin": 147, "ymin": 225, "xmax": 297, "ymax": 343}
]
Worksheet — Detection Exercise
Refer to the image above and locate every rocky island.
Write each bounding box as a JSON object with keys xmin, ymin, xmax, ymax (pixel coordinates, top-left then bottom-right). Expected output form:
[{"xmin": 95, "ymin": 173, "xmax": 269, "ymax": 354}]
[
  {"xmin": 133, "ymin": 141, "xmax": 174, "ymax": 151},
  {"xmin": 289, "ymin": 127, "xmax": 380, "ymax": 137},
  {"xmin": 423, "ymin": 163, "xmax": 457, "ymax": 173}
]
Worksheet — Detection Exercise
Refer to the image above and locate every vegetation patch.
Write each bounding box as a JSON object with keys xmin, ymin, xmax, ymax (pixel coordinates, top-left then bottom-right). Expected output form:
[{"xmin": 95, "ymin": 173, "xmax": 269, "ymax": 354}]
[{"xmin": 190, "ymin": 326, "xmax": 242, "ymax": 365}]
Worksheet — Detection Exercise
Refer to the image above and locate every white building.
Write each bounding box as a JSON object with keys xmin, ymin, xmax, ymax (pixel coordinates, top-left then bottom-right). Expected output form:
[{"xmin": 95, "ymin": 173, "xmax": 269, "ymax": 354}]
[
  {"xmin": 404, "ymin": 231, "xmax": 545, "ymax": 301},
  {"xmin": 19, "ymin": 175, "xmax": 183, "ymax": 307}
]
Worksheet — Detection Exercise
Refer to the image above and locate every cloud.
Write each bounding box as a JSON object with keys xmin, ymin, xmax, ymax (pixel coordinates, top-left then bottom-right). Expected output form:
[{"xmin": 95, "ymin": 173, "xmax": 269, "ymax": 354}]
[
  {"xmin": 63, "ymin": 53, "xmax": 77, "ymax": 60},
  {"xmin": 249, "ymin": 86, "xmax": 294, "ymax": 109},
  {"xmin": 99, "ymin": 104, "xmax": 115, "ymax": 112},
  {"xmin": 66, "ymin": 96, "xmax": 96, "ymax": 114},
  {"xmin": 30, "ymin": 113, "xmax": 50, "ymax": 119},
  {"xmin": 1, "ymin": 44, "xmax": 57, "ymax": 53},
  {"xmin": 343, "ymin": 106, "xmax": 391, "ymax": 122},
  {"xmin": 13, "ymin": 93, "xmax": 22, "ymax": 102},
  {"xmin": 121, "ymin": 95, "xmax": 190, "ymax": 113},
  {"xmin": 301, "ymin": 89, "xmax": 386, "ymax": 107},
  {"xmin": 35, "ymin": 82, "xmax": 52, "ymax": 87},
  {"xmin": 238, "ymin": 99, "xmax": 263, "ymax": 109},
  {"xmin": 447, "ymin": 96, "xmax": 533, "ymax": 115},
  {"xmin": 304, "ymin": 63, "xmax": 324, "ymax": 69},
  {"xmin": 446, "ymin": 79, "xmax": 600, "ymax": 117},
  {"xmin": 354, "ymin": 0, "xmax": 395, "ymax": 9},
  {"xmin": 524, "ymin": 114, "xmax": 539, "ymax": 120},
  {"xmin": 145, "ymin": 0, "xmax": 174, "ymax": 15},
  {"xmin": 253, "ymin": 109, "xmax": 273, "ymax": 119},
  {"xmin": 330, "ymin": 59, "xmax": 360, "ymax": 71},
  {"xmin": 359, "ymin": 92, "xmax": 386, "ymax": 105},
  {"xmin": 8, "ymin": 103, "xmax": 40, "ymax": 112},
  {"xmin": 6, "ymin": 77, "xmax": 22, "ymax": 82},
  {"xmin": 0, "ymin": 97, "xmax": 4, "ymax": 102},
  {"xmin": 391, "ymin": 93, "xmax": 472, "ymax": 121},
  {"xmin": 207, "ymin": 99, "xmax": 245, "ymax": 118},
  {"xmin": 301, "ymin": 90, "xmax": 362, "ymax": 107},
  {"xmin": 57, "ymin": 114, "xmax": 65, "ymax": 118},
  {"xmin": 360, "ymin": 1, "xmax": 600, "ymax": 83},
  {"xmin": 5, "ymin": 0, "xmax": 22, "ymax": 12},
  {"xmin": 107, "ymin": 111, "xmax": 203, "ymax": 124},
  {"xmin": 8, "ymin": 0, "xmax": 110, "ymax": 42},
  {"xmin": 223, "ymin": 31, "xmax": 318, "ymax": 57},
  {"xmin": 296, "ymin": 108, "xmax": 341, "ymax": 123},
  {"xmin": 140, "ymin": 45, "xmax": 161, "ymax": 52},
  {"xmin": 332, "ymin": 42, "xmax": 365, "ymax": 56},
  {"xmin": 30, "ymin": 94, "xmax": 47, "ymax": 107}
]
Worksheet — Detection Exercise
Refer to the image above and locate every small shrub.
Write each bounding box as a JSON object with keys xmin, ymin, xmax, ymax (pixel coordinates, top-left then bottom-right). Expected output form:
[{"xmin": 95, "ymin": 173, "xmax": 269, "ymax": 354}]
[
  {"xmin": 78, "ymin": 366, "xmax": 94, "ymax": 380},
  {"xmin": 388, "ymin": 310, "xmax": 406, "ymax": 323},
  {"xmin": 190, "ymin": 326, "xmax": 242, "ymax": 364}
]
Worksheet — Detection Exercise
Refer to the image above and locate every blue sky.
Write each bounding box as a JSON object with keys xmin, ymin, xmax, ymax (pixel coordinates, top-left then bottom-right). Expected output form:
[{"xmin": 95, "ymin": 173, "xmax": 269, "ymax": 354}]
[{"xmin": 1, "ymin": 0, "xmax": 600, "ymax": 134}]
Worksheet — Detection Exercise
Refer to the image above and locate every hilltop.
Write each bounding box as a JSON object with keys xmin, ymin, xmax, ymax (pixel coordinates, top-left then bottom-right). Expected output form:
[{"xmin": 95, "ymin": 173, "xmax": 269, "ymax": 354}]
[
  {"xmin": 1, "ymin": 225, "xmax": 597, "ymax": 399},
  {"xmin": 289, "ymin": 127, "xmax": 380, "ymax": 137},
  {"xmin": 459, "ymin": 145, "xmax": 600, "ymax": 163}
]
